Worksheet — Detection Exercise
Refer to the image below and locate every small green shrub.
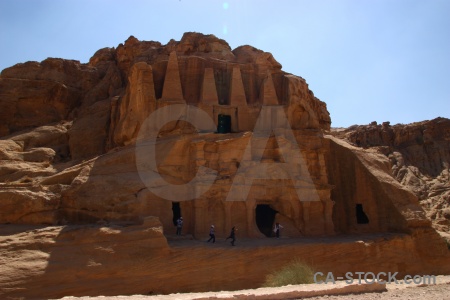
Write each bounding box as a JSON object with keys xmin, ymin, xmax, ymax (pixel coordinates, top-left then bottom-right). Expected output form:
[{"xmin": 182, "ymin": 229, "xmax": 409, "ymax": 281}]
[{"xmin": 263, "ymin": 259, "xmax": 316, "ymax": 287}]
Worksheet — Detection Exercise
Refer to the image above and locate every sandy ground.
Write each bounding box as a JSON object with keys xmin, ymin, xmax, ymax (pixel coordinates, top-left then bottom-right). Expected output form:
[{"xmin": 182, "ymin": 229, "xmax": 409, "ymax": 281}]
[
  {"xmin": 306, "ymin": 280, "xmax": 450, "ymax": 300},
  {"xmin": 61, "ymin": 276, "xmax": 450, "ymax": 300}
]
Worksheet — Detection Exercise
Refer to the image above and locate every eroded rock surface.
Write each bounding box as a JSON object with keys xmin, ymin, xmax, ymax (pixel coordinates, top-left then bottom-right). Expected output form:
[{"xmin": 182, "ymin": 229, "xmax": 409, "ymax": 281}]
[
  {"xmin": 0, "ymin": 32, "xmax": 333, "ymax": 235},
  {"xmin": 332, "ymin": 118, "xmax": 450, "ymax": 233},
  {"xmin": 0, "ymin": 33, "xmax": 449, "ymax": 299}
]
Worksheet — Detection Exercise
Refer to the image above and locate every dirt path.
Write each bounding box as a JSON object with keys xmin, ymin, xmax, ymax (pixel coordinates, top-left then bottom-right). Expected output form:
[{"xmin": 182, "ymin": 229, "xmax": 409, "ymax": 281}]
[
  {"xmin": 165, "ymin": 232, "xmax": 405, "ymax": 247},
  {"xmin": 61, "ymin": 276, "xmax": 450, "ymax": 300},
  {"xmin": 307, "ymin": 282, "xmax": 450, "ymax": 300}
]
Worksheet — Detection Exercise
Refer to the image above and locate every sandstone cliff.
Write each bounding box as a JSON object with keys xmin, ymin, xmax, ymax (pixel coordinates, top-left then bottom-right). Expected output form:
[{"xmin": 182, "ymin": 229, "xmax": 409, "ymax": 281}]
[
  {"xmin": 331, "ymin": 118, "xmax": 450, "ymax": 234},
  {"xmin": 0, "ymin": 33, "xmax": 449, "ymax": 299},
  {"xmin": 0, "ymin": 32, "xmax": 333, "ymax": 236}
]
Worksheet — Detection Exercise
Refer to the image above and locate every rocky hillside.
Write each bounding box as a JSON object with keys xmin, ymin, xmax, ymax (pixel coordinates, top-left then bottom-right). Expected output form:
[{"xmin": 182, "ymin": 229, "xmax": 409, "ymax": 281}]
[
  {"xmin": 0, "ymin": 32, "xmax": 334, "ymax": 234},
  {"xmin": 0, "ymin": 32, "xmax": 449, "ymax": 299},
  {"xmin": 331, "ymin": 118, "xmax": 450, "ymax": 234},
  {"xmin": 0, "ymin": 33, "xmax": 330, "ymax": 156}
]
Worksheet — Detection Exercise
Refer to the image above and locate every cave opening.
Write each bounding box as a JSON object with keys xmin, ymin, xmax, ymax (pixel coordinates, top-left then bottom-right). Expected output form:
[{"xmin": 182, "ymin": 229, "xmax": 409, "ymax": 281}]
[
  {"xmin": 172, "ymin": 202, "xmax": 181, "ymax": 226},
  {"xmin": 255, "ymin": 204, "xmax": 278, "ymax": 237},
  {"xmin": 356, "ymin": 204, "xmax": 369, "ymax": 224}
]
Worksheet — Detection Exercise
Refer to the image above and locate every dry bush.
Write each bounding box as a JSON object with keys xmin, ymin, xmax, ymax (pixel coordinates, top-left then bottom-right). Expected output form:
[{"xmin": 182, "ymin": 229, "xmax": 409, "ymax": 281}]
[{"xmin": 263, "ymin": 259, "xmax": 317, "ymax": 287}]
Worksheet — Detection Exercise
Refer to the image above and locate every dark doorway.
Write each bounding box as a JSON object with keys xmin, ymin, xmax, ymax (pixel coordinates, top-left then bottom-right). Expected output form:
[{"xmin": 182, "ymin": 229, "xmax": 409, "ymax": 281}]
[
  {"xmin": 172, "ymin": 202, "xmax": 181, "ymax": 226},
  {"xmin": 356, "ymin": 204, "xmax": 369, "ymax": 224},
  {"xmin": 217, "ymin": 114, "xmax": 232, "ymax": 133},
  {"xmin": 255, "ymin": 204, "xmax": 277, "ymax": 237}
]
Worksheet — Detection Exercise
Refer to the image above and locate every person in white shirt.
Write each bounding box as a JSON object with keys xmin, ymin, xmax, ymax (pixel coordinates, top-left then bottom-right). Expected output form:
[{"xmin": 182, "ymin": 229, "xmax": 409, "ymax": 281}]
[{"xmin": 274, "ymin": 222, "xmax": 283, "ymax": 238}]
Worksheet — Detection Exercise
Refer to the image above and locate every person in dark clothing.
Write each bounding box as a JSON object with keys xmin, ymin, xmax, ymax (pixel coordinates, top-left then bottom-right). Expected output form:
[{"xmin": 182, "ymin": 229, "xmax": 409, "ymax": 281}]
[
  {"xmin": 176, "ymin": 217, "xmax": 183, "ymax": 235},
  {"xmin": 207, "ymin": 225, "xmax": 216, "ymax": 243},
  {"xmin": 225, "ymin": 226, "xmax": 237, "ymax": 246}
]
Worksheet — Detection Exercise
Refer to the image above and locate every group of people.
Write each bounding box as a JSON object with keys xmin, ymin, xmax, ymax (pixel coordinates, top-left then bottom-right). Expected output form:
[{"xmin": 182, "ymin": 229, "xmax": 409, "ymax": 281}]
[
  {"xmin": 208, "ymin": 225, "xmax": 237, "ymax": 246},
  {"xmin": 176, "ymin": 217, "xmax": 237, "ymax": 246},
  {"xmin": 175, "ymin": 216, "xmax": 284, "ymax": 245}
]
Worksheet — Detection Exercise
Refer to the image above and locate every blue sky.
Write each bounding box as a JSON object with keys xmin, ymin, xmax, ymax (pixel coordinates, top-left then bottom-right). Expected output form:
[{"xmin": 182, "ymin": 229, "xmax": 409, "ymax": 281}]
[{"xmin": 1, "ymin": 0, "xmax": 449, "ymax": 127}]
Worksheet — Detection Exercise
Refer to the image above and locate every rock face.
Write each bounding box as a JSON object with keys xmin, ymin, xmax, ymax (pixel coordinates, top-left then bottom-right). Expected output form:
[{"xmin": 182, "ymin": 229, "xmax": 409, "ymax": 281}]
[
  {"xmin": 0, "ymin": 32, "xmax": 333, "ymax": 236},
  {"xmin": 332, "ymin": 118, "xmax": 450, "ymax": 233},
  {"xmin": 1, "ymin": 224, "xmax": 448, "ymax": 299},
  {"xmin": 0, "ymin": 32, "xmax": 449, "ymax": 298}
]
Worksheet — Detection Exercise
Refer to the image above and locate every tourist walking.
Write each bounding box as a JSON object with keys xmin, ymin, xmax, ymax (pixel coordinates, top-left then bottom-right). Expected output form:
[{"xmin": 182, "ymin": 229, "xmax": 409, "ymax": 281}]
[
  {"xmin": 207, "ymin": 225, "xmax": 216, "ymax": 243},
  {"xmin": 273, "ymin": 222, "xmax": 283, "ymax": 238},
  {"xmin": 225, "ymin": 226, "xmax": 237, "ymax": 246},
  {"xmin": 176, "ymin": 217, "xmax": 183, "ymax": 235}
]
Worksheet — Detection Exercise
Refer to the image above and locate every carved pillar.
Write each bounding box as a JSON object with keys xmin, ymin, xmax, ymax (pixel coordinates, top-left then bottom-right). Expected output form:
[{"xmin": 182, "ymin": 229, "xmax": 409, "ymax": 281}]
[
  {"xmin": 161, "ymin": 51, "xmax": 185, "ymax": 102},
  {"xmin": 291, "ymin": 199, "xmax": 303, "ymax": 234},
  {"xmin": 324, "ymin": 199, "xmax": 335, "ymax": 235},
  {"xmin": 229, "ymin": 66, "xmax": 252, "ymax": 131},
  {"xmin": 261, "ymin": 71, "xmax": 279, "ymax": 106},
  {"xmin": 302, "ymin": 201, "xmax": 311, "ymax": 235},
  {"xmin": 193, "ymin": 198, "xmax": 208, "ymax": 238},
  {"xmin": 199, "ymin": 67, "xmax": 219, "ymax": 128},
  {"xmin": 224, "ymin": 201, "xmax": 233, "ymax": 237},
  {"xmin": 230, "ymin": 66, "xmax": 247, "ymax": 107},
  {"xmin": 201, "ymin": 68, "xmax": 219, "ymax": 105},
  {"xmin": 245, "ymin": 198, "xmax": 260, "ymax": 237}
]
